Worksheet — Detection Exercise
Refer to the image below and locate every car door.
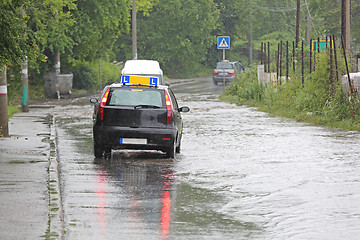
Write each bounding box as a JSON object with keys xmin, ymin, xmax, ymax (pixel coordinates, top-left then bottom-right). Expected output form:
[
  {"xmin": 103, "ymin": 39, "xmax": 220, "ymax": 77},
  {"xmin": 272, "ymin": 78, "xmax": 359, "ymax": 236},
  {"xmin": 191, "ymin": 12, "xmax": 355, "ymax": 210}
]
[{"xmin": 167, "ymin": 89, "xmax": 182, "ymax": 130}]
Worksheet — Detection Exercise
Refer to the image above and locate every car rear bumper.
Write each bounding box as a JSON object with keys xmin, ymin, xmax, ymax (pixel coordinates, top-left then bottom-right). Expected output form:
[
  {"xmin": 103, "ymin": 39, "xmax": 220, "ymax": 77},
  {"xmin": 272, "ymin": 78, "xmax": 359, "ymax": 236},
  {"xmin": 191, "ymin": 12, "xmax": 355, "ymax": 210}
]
[
  {"xmin": 93, "ymin": 126, "xmax": 177, "ymax": 151},
  {"xmin": 212, "ymin": 75, "xmax": 235, "ymax": 83}
]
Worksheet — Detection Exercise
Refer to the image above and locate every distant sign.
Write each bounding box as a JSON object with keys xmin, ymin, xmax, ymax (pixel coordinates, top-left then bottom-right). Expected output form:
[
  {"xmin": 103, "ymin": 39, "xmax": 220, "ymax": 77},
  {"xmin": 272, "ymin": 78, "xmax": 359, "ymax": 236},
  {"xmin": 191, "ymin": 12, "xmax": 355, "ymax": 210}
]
[
  {"xmin": 218, "ymin": 36, "xmax": 230, "ymax": 49},
  {"xmin": 311, "ymin": 39, "xmax": 334, "ymax": 51}
]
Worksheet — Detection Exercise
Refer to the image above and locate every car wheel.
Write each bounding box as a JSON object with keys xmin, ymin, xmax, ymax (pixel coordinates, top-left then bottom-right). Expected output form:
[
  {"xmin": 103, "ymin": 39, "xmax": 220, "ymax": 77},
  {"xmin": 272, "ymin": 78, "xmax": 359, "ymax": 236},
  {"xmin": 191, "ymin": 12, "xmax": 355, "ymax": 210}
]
[
  {"xmin": 176, "ymin": 139, "xmax": 181, "ymax": 153},
  {"xmin": 94, "ymin": 143, "xmax": 104, "ymax": 158},
  {"xmin": 213, "ymin": 80, "xmax": 218, "ymax": 86},
  {"xmin": 104, "ymin": 148, "xmax": 112, "ymax": 159},
  {"xmin": 166, "ymin": 141, "xmax": 176, "ymax": 159}
]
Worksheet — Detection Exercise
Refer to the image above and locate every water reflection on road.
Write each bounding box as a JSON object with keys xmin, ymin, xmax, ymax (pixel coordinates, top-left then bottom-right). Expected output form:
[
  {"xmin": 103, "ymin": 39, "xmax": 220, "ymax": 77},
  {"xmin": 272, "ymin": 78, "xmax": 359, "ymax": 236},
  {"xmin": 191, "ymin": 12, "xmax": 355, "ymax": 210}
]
[{"xmin": 55, "ymin": 77, "xmax": 360, "ymax": 239}]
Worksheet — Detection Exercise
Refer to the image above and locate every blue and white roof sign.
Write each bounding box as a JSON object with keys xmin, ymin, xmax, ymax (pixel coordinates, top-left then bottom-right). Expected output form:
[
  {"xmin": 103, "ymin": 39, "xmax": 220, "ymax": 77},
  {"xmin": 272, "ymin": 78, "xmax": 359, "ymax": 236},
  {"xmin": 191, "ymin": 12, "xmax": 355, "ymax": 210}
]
[
  {"xmin": 150, "ymin": 77, "xmax": 158, "ymax": 86},
  {"xmin": 122, "ymin": 75, "xmax": 130, "ymax": 83},
  {"xmin": 217, "ymin": 36, "xmax": 230, "ymax": 49}
]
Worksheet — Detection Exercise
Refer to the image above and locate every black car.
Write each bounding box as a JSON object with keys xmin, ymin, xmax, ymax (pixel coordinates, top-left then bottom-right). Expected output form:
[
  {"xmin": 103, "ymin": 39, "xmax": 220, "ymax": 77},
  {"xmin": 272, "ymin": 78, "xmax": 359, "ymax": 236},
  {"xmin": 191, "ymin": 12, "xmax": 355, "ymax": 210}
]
[
  {"xmin": 212, "ymin": 60, "xmax": 245, "ymax": 85},
  {"xmin": 90, "ymin": 75, "xmax": 190, "ymax": 159}
]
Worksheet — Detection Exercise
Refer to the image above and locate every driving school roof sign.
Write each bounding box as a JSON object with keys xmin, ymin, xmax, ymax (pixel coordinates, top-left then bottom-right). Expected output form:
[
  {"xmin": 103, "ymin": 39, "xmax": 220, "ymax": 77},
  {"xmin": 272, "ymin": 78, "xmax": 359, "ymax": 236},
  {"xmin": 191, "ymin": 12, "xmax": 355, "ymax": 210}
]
[
  {"xmin": 121, "ymin": 75, "xmax": 159, "ymax": 86},
  {"xmin": 217, "ymin": 36, "xmax": 230, "ymax": 49}
]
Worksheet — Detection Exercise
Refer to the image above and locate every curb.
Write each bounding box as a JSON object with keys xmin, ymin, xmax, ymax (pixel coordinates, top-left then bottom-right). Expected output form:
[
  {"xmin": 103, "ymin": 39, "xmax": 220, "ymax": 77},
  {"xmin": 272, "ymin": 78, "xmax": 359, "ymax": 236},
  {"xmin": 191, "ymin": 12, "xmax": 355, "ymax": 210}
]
[{"xmin": 48, "ymin": 114, "xmax": 65, "ymax": 239}]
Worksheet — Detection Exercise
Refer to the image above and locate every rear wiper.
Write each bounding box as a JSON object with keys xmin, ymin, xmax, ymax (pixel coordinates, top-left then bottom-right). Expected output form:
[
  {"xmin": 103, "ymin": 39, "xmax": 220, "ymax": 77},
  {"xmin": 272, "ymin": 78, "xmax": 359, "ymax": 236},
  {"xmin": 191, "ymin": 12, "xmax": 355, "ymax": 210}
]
[{"xmin": 134, "ymin": 104, "xmax": 161, "ymax": 109}]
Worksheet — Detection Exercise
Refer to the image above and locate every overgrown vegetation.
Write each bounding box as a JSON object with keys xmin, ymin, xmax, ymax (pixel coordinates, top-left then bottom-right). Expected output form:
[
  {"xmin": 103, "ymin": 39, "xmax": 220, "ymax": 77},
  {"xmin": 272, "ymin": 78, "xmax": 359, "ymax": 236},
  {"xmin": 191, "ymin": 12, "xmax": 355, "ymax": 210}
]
[{"xmin": 221, "ymin": 51, "xmax": 360, "ymax": 132}]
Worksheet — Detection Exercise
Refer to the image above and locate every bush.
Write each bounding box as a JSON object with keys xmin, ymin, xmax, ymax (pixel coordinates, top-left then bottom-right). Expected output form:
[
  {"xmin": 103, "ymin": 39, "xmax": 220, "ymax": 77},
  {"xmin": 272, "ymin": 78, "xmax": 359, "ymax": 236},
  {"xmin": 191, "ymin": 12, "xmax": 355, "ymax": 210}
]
[
  {"xmin": 222, "ymin": 51, "xmax": 360, "ymax": 131},
  {"xmin": 71, "ymin": 60, "xmax": 121, "ymax": 90}
]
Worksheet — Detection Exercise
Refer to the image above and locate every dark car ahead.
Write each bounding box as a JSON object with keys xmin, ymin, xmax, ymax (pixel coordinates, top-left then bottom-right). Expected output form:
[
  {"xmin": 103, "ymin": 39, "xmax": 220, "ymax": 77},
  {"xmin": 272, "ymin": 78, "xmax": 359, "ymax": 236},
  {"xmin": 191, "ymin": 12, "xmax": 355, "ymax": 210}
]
[
  {"xmin": 90, "ymin": 75, "xmax": 189, "ymax": 159},
  {"xmin": 212, "ymin": 60, "xmax": 245, "ymax": 85}
]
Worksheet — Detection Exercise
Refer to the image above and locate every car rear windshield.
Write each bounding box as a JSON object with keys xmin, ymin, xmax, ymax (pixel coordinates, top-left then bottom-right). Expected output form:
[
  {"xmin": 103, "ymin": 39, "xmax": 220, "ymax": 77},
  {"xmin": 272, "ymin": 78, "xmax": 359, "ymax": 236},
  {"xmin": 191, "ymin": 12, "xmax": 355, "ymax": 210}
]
[
  {"xmin": 216, "ymin": 62, "xmax": 233, "ymax": 69},
  {"xmin": 109, "ymin": 88, "xmax": 163, "ymax": 107}
]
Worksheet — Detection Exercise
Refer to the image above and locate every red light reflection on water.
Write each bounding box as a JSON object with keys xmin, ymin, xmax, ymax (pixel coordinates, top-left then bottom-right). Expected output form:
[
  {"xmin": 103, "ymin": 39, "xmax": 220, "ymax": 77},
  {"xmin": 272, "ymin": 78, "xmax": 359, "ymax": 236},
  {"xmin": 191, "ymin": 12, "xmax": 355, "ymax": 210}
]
[
  {"xmin": 161, "ymin": 173, "xmax": 173, "ymax": 239},
  {"xmin": 96, "ymin": 169, "xmax": 107, "ymax": 237}
]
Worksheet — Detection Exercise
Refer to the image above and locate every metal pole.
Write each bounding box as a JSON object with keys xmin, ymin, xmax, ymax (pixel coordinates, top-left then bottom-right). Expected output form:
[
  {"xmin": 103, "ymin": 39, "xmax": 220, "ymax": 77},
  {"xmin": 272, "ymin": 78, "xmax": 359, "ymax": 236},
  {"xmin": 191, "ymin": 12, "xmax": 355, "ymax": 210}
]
[
  {"xmin": 264, "ymin": 43, "xmax": 267, "ymax": 72},
  {"xmin": 223, "ymin": 49, "xmax": 225, "ymax": 88},
  {"xmin": 276, "ymin": 43, "xmax": 279, "ymax": 82},
  {"xmin": 268, "ymin": 42, "xmax": 270, "ymax": 73},
  {"xmin": 132, "ymin": 0, "xmax": 137, "ymax": 60},
  {"xmin": 293, "ymin": 41, "xmax": 296, "ymax": 73},
  {"xmin": 261, "ymin": 42, "xmax": 264, "ymax": 64},
  {"xmin": 302, "ymin": 41, "xmax": 304, "ymax": 87},
  {"xmin": 342, "ymin": 35, "xmax": 354, "ymax": 93},
  {"xmin": 333, "ymin": 35, "xmax": 339, "ymax": 82},
  {"xmin": 330, "ymin": 35, "xmax": 334, "ymax": 97},
  {"xmin": 279, "ymin": 41, "xmax": 282, "ymax": 84},
  {"xmin": 20, "ymin": 6, "xmax": 28, "ymax": 112},
  {"xmin": 21, "ymin": 58, "xmax": 29, "ymax": 112},
  {"xmin": 310, "ymin": 39, "xmax": 312, "ymax": 74},
  {"xmin": 286, "ymin": 41, "xmax": 289, "ymax": 82},
  {"xmin": 0, "ymin": 66, "xmax": 9, "ymax": 137}
]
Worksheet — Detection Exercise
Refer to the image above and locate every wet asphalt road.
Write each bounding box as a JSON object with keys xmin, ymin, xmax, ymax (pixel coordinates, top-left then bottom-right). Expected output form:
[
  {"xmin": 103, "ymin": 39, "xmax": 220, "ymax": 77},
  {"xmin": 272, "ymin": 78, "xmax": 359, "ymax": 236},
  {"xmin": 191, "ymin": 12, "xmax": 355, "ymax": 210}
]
[{"xmin": 53, "ymin": 77, "xmax": 360, "ymax": 239}]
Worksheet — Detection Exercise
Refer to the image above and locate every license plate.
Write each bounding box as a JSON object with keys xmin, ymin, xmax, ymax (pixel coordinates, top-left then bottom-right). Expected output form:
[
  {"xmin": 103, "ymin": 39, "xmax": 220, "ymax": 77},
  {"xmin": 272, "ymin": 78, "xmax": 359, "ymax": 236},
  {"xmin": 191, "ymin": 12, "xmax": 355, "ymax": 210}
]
[{"xmin": 120, "ymin": 138, "xmax": 147, "ymax": 144}]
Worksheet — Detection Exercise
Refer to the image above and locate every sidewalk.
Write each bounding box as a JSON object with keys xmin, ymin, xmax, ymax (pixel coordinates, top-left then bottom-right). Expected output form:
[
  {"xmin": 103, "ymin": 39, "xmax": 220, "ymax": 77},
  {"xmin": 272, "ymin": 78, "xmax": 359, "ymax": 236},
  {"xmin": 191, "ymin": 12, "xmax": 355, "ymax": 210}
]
[{"xmin": 0, "ymin": 106, "xmax": 62, "ymax": 239}]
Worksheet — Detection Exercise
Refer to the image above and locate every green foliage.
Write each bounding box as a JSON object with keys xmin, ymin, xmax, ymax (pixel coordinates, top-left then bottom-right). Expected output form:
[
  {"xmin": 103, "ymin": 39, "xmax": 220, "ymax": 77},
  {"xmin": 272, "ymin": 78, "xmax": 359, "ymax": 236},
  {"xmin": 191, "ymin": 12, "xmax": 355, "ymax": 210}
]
[
  {"xmin": 223, "ymin": 52, "xmax": 360, "ymax": 131},
  {"xmin": 69, "ymin": 0, "xmax": 129, "ymax": 62},
  {"xmin": 225, "ymin": 69, "xmax": 264, "ymax": 103},
  {"xmin": 137, "ymin": 0, "xmax": 219, "ymax": 77},
  {"xmin": 0, "ymin": 1, "xmax": 37, "ymax": 66},
  {"xmin": 72, "ymin": 60, "xmax": 121, "ymax": 90}
]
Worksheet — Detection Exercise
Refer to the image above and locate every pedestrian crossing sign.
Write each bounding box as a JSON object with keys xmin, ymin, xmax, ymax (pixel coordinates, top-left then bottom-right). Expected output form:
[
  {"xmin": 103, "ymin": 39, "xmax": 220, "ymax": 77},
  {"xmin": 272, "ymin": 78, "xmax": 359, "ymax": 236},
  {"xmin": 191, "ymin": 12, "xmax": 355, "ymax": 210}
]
[{"xmin": 217, "ymin": 36, "xmax": 230, "ymax": 49}]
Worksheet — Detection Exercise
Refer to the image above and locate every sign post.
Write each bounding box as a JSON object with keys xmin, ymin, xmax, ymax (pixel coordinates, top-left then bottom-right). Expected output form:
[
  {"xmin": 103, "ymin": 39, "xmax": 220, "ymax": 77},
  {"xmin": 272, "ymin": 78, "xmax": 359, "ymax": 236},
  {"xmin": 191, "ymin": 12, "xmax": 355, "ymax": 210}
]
[
  {"xmin": 217, "ymin": 36, "xmax": 230, "ymax": 87},
  {"xmin": 217, "ymin": 36, "xmax": 230, "ymax": 60}
]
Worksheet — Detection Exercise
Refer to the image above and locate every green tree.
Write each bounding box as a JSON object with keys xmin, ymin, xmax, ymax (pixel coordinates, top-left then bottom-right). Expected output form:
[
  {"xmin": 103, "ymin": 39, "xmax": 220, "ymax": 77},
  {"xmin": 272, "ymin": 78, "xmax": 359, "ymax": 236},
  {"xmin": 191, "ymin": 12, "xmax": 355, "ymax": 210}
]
[
  {"xmin": 137, "ymin": 0, "xmax": 219, "ymax": 77},
  {"xmin": 69, "ymin": 0, "xmax": 129, "ymax": 62},
  {"xmin": 0, "ymin": 0, "xmax": 36, "ymax": 66}
]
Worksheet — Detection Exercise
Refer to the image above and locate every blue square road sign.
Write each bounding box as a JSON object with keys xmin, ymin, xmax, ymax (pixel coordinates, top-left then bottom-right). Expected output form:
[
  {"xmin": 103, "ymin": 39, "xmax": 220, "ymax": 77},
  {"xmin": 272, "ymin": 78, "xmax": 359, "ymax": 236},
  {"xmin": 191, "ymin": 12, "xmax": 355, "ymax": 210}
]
[{"xmin": 218, "ymin": 36, "xmax": 230, "ymax": 49}]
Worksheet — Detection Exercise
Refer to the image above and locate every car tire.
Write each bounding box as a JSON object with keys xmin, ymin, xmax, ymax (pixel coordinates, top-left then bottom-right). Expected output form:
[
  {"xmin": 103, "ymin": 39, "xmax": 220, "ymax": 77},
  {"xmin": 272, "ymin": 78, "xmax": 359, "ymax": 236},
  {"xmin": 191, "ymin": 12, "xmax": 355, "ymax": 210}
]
[
  {"xmin": 166, "ymin": 141, "xmax": 176, "ymax": 159},
  {"xmin": 213, "ymin": 80, "xmax": 218, "ymax": 86},
  {"xmin": 94, "ymin": 143, "xmax": 104, "ymax": 158},
  {"xmin": 176, "ymin": 139, "xmax": 181, "ymax": 153},
  {"xmin": 104, "ymin": 148, "xmax": 112, "ymax": 159}
]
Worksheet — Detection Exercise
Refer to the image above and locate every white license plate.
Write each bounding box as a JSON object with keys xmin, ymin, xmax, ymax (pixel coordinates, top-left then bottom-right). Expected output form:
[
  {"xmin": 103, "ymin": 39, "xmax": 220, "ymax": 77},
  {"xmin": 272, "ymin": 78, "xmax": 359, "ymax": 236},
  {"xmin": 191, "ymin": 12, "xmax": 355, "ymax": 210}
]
[{"xmin": 120, "ymin": 138, "xmax": 147, "ymax": 144}]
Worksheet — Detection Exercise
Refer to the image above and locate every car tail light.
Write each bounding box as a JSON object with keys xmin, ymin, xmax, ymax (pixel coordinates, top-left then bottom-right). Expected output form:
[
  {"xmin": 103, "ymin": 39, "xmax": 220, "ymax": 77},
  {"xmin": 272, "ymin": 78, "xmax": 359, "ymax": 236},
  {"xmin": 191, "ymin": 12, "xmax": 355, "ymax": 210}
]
[
  {"xmin": 213, "ymin": 72, "xmax": 219, "ymax": 75},
  {"xmin": 228, "ymin": 72, "xmax": 235, "ymax": 75},
  {"xmin": 99, "ymin": 88, "xmax": 110, "ymax": 121},
  {"xmin": 164, "ymin": 91, "xmax": 173, "ymax": 124}
]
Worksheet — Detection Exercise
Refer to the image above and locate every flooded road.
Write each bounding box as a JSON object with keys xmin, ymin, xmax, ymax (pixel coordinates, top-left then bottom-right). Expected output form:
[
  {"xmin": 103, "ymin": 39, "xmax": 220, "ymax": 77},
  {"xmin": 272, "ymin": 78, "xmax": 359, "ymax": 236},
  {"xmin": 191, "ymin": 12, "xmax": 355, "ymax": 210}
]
[{"xmin": 55, "ymin": 77, "xmax": 360, "ymax": 239}]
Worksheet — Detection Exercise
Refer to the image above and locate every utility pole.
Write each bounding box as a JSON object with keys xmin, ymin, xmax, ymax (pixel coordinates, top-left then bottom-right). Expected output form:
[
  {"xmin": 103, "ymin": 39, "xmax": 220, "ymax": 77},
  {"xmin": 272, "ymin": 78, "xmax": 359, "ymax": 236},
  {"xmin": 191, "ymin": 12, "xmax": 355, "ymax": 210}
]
[
  {"xmin": 132, "ymin": 0, "xmax": 137, "ymax": 60},
  {"xmin": 248, "ymin": 12, "xmax": 253, "ymax": 66},
  {"xmin": 295, "ymin": 0, "xmax": 300, "ymax": 48},
  {"xmin": 0, "ymin": 66, "xmax": 9, "ymax": 137},
  {"xmin": 341, "ymin": 0, "xmax": 350, "ymax": 51},
  {"xmin": 20, "ymin": 6, "xmax": 29, "ymax": 112}
]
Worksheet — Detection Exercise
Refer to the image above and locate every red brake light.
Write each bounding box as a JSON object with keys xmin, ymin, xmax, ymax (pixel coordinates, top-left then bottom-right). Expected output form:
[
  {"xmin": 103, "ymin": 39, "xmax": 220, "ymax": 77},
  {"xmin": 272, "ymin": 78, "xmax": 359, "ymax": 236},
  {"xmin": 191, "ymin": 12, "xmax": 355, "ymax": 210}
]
[
  {"xmin": 99, "ymin": 88, "xmax": 110, "ymax": 121},
  {"xmin": 164, "ymin": 91, "xmax": 173, "ymax": 124},
  {"xmin": 213, "ymin": 72, "xmax": 219, "ymax": 75},
  {"xmin": 228, "ymin": 72, "xmax": 235, "ymax": 75}
]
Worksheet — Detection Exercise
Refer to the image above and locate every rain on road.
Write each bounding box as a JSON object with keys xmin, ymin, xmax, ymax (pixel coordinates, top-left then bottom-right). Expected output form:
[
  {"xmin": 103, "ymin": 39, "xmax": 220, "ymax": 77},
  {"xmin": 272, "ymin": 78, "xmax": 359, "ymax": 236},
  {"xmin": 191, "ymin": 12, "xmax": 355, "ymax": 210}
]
[{"xmin": 54, "ymin": 77, "xmax": 360, "ymax": 239}]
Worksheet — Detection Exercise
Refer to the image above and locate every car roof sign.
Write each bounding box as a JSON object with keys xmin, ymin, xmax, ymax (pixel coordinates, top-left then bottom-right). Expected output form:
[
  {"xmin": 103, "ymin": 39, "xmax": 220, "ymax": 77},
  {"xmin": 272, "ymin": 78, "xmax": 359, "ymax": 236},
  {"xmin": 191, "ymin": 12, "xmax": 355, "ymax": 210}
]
[{"xmin": 121, "ymin": 75, "xmax": 159, "ymax": 86}]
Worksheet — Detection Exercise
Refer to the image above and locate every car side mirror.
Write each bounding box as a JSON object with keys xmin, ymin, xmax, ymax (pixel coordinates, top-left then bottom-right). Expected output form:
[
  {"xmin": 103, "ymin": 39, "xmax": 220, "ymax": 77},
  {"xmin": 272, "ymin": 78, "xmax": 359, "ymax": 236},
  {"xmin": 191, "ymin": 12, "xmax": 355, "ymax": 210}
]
[
  {"xmin": 179, "ymin": 106, "xmax": 190, "ymax": 112},
  {"xmin": 90, "ymin": 98, "xmax": 99, "ymax": 104}
]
